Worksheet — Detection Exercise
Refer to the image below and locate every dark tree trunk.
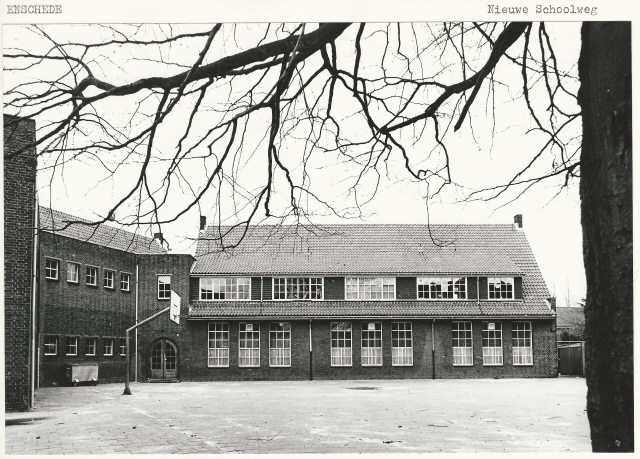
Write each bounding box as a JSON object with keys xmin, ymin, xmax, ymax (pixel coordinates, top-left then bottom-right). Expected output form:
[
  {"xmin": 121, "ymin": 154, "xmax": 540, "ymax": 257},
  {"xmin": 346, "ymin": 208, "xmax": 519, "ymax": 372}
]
[{"xmin": 578, "ymin": 22, "xmax": 633, "ymax": 452}]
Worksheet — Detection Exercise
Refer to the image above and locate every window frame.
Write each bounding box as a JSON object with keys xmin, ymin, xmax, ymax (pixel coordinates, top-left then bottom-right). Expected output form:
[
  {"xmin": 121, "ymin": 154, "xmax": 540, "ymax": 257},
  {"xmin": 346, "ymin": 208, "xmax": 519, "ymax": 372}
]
[
  {"xmin": 208, "ymin": 322, "xmax": 230, "ymax": 368},
  {"xmin": 488, "ymin": 277, "xmax": 515, "ymax": 300},
  {"xmin": 43, "ymin": 335, "xmax": 58, "ymax": 356},
  {"xmin": 66, "ymin": 261, "xmax": 80, "ymax": 283},
  {"xmin": 238, "ymin": 322, "xmax": 260, "ymax": 368},
  {"xmin": 65, "ymin": 336, "xmax": 79, "ymax": 356},
  {"xmin": 85, "ymin": 337, "xmax": 98, "ymax": 356},
  {"xmin": 272, "ymin": 277, "xmax": 324, "ymax": 300},
  {"xmin": 391, "ymin": 321, "xmax": 413, "ymax": 366},
  {"xmin": 45, "ymin": 258, "xmax": 60, "ymax": 280},
  {"xmin": 103, "ymin": 337, "xmax": 115, "ymax": 356},
  {"xmin": 120, "ymin": 272, "xmax": 131, "ymax": 292},
  {"xmin": 361, "ymin": 322, "xmax": 383, "ymax": 367},
  {"xmin": 119, "ymin": 338, "xmax": 127, "ymax": 356},
  {"xmin": 269, "ymin": 322, "xmax": 292, "ymax": 367},
  {"xmin": 344, "ymin": 277, "xmax": 396, "ymax": 300},
  {"xmin": 417, "ymin": 277, "xmax": 467, "ymax": 300},
  {"xmin": 85, "ymin": 266, "xmax": 98, "ymax": 287},
  {"xmin": 158, "ymin": 275, "xmax": 171, "ymax": 300},
  {"xmin": 482, "ymin": 321, "xmax": 503, "ymax": 366},
  {"xmin": 512, "ymin": 321, "xmax": 533, "ymax": 366},
  {"xmin": 103, "ymin": 269, "xmax": 115, "ymax": 289},
  {"xmin": 330, "ymin": 322, "xmax": 353, "ymax": 367},
  {"xmin": 199, "ymin": 277, "xmax": 251, "ymax": 301},
  {"xmin": 452, "ymin": 321, "xmax": 473, "ymax": 366}
]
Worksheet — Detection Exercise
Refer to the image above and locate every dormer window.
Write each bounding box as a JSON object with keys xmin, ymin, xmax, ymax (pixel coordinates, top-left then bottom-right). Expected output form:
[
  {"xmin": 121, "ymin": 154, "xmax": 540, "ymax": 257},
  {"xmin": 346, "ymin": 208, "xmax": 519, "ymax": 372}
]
[
  {"xmin": 488, "ymin": 277, "xmax": 514, "ymax": 299},
  {"xmin": 200, "ymin": 278, "xmax": 250, "ymax": 300},
  {"xmin": 417, "ymin": 277, "xmax": 466, "ymax": 300},
  {"xmin": 273, "ymin": 277, "xmax": 323, "ymax": 300},
  {"xmin": 345, "ymin": 277, "xmax": 395, "ymax": 300}
]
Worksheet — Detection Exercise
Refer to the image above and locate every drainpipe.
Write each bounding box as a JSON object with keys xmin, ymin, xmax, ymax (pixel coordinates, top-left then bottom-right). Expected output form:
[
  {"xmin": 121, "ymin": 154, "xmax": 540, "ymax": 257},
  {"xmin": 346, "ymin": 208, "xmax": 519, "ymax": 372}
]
[
  {"xmin": 31, "ymin": 198, "xmax": 39, "ymax": 405},
  {"xmin": 309, "ymin": 319, "xmax": 313, "ymax": 381},
  {"xmin": 135, "ymin": 262, "xmax": 139, "ymax": 382},
  {"xmin": 260, "ymin": 276, "xmax": 263, "ymax": 302},
  {"xmin": 477, "ymin": 277, "xmax": 480, "ymax": 305},
  {"xmin": 431, "ymin": 319, "xmax": 436, "ymax": 380}
]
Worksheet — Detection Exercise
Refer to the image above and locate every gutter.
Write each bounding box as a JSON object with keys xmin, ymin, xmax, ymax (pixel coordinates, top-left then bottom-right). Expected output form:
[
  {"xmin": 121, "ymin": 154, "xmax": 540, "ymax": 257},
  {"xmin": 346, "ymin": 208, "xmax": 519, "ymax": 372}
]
[{"xmin": 186, "ymin": 314, "xmax": 554, "ymax": 321}]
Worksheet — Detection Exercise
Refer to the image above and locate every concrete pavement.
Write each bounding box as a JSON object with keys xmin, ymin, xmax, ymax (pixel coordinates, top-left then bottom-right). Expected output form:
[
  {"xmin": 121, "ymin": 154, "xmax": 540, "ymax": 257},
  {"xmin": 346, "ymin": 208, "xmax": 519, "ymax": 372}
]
[{"xmin": 5, "ymin": 378, "xmax": 590, "ymax": 454}]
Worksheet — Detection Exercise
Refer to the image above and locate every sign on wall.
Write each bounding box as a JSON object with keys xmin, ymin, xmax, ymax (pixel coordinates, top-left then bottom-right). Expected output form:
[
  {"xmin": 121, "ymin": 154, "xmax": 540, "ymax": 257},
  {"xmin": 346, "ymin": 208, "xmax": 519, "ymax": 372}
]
[{"xmin": 170, "ymin": 290, "xmax": 181, "ymax": 324}]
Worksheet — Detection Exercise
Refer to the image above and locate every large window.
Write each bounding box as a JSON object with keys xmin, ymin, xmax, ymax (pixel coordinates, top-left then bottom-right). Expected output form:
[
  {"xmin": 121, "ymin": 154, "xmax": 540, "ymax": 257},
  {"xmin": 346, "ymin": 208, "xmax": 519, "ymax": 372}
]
[
  {"xmin": 158, "ymin": 275, "xmax": 171, "ymax": 300},
  {"xmin": 45, "ymin": 258, "xmax": 59, "ymax": 280},
  {"xmin": 200, "ymin": 278, "xmax": 250, "ymax": 300},
  {"xmin": 488, "ymin": 277, "xmax": 514, "ymax": 299},
  {"xmin": 208, "ymin": 322, "xmax": 229, "ymax": 367},
  {"xmin": 44, "ymin": 336, "xmax": 58, "ymax": 356},
  {"xmin": 418, "ymin": 277, "xmax": 466, "ymax": 299},
  {"xmin": 269, "ymin": 322, "xmax": 291, "ymax": 367},
  {"xmin": 392, "ymin": 322, "xmax": 413, "ymax": 366},
  {"xmin": 512, "ymin": 321, "xmax": 533, "ymax": 365},
  {"xmin": 65, "ymin": 336, "xmax": 78, "ymax": 356},
  {"xmin": 85, "ymin": 337, "xmax": 97, "ymax": 356},
  {"xmin": 239, "ymin": 323, "xmax": 260, "ymax": 367},
  {"xmin": 86, "ymin": 266, "xmax": 97, "ymax": 286},
  {"xmin": 361, "ymin": 322, "xmax": 382, "ymax": 366},
  {"xmin": 273, "ymin": 277, "xmax": 323, "ymax": 300},
  {"xmin": 482, "ymin": 321, "xmax": 503, "ymax": 365},
  {"xmin": 345, "ymin": 277, "xmax": 395, "ymax": 300},
  {"xmin": 331, "ymin": 322, "xmax": 352, "ymax": 366},
  {"xmin": 104, "ymin": 270, "xmax": 115, "ymax": 289},
  {"xmin": 452, "ymin": 321, "xmax": 473, "ymax": 366},
  {"xmin": 67, "ymin": 262, "xmax": 79, "ymax": 283}
]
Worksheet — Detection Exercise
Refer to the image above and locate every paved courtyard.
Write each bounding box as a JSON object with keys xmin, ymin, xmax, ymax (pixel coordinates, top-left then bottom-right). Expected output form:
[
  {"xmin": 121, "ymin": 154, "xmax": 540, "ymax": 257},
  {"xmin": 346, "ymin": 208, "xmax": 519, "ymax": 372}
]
[{"xmin": 5, "ymin": 378, "xmax": 590, "ymax": 454}]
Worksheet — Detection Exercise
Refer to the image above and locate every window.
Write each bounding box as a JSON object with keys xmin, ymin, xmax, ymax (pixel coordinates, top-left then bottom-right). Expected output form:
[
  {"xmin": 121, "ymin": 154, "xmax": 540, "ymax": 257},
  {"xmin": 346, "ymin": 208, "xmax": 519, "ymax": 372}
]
[
  {"xmin": 361, "ymin": 322, "xmax": 382, "ymax": 366},
  {"xmin": 331, "ymin": 322, "xmax": 352, "ymax": 366},
  {"xmin": 345, "ymin": 277, "xmax": 395, "ymax": 300},
  {"xmin": 86, "ymin": 266, "xmax": 97, "ymax": 286},
  {"xmin": 482, "ymin": 322, "xmax": 503, "ymax": 365},
  {"xmin": 121, "ymin": 273, "xmax": 131, "ymax": 292},
  {"xmin": 65, "ymin": 336, "xmax": 78, "ymax": 356},
  {"xmin": 269, "ymin": 323, "xmax": 291, "ymax": 367},
  {"xmin": 512, "ymin": 321, "xmax": 533, "ymax": 365},
  {"xmin": 392, "ymin": 322, "xmax": 413, "ymax": 366},
  {"xmin": 85, "ymin": 337, "xmax": 97, "ymax": 356},
  {"xmin": 488, "ymin": 277, "xmax": 514, "ymax": 299},
  {"xmin": 119, "ymin": 338, "xmax": 127, "ymax": 356},
  {"xmin": 273, "ymin": 278, "xmax": 323, "ymax": 300},
  {"xmin": 44, "ymin": 336, "xmax": 58, "ymax": 356},
  {"xmin": 66, "ymin": 262, "xmax": 79, "ymax": 283},
  {"xmin": 200, "ymin": 278, "xmax": 250, "ymax": 300},
  {"xmin": 418, "ymin": 277, "xmax": 466, "ymax": 299},
  {"xmin": 104, "ymin": 270, "xmax": 115, "ymax": 289},
  {"xmin": 208, "ymin": 323, "xmax": 229, "ymax": 367},
  {"xmin": 158, "ymin": 275, "xmax": 171, "ymax": 300},
  {"xmin": 45, "ymin": 258, "xmax": 59, "ymax": 280},
  {"xmin": 103, "ymin": 338, "xmax": 114, "ymax": 356},
  {"xmin": 452, "ymin": 321, "xmax": 473, "ymax": 366},
  {"xmin": 239, "ymin": 323, "xmax": 260, "ymax": 367}
]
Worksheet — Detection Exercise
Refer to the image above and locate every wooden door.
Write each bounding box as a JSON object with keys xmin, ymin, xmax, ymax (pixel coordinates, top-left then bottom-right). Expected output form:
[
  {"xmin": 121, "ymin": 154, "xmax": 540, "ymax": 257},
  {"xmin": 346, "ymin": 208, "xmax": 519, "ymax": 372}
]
[{"xmin": 150, "ymin": 339, "xmax": 177, "ymax": 380}]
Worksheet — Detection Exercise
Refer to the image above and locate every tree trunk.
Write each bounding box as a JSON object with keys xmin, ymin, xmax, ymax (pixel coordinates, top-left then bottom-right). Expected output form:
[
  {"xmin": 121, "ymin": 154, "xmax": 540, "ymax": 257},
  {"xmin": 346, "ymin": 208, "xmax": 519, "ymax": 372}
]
[{"xmin": 578, "ymin": 22, "xmax": 633, "ymax": 452}]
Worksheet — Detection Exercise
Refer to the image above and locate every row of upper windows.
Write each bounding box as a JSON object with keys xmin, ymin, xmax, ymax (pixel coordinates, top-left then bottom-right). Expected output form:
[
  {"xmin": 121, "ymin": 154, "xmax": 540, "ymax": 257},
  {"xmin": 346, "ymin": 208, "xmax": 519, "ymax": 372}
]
[
  {"xmin": 207, "ymin": 320, "xmax": 533, "ymax": 368},
  {"xmin": 43, "ymin": 335, "xmax": 127, "ymax": 357},
  {"xmin": 45, "ymin": 258, "xmax": 131, "ymax": 292},
  {"xmin": 198, "ymin": 277, "xmax": 518, "ymax": 301}
]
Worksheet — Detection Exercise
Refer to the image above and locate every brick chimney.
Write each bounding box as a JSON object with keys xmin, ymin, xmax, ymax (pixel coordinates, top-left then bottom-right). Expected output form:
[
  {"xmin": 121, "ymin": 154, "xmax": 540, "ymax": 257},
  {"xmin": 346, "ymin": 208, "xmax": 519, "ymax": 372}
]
[
  {"xmin": 514, "ymin": 214, "xmax": 523, "ymax": 229},
  {"xmin": 199, "ymin": 215, "xmax": 207, "ymax": 231}
]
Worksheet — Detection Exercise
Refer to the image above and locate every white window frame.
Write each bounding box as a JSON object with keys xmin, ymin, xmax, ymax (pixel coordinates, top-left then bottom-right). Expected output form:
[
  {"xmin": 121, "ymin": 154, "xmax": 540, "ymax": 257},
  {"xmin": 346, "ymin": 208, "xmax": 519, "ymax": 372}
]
[
  {"xmin": 119, "ymin": 338, "xmax": 127, "ymax": 356},
  {"xmin": 86, "ymin": 266, "xmax": 98, "ymax": 286},
  {"xmin": 103, "ymin": 338, "xmax": 114, "ymax": 356},
  {"xmin": 65, "ymin": 336, "xmax": 78, "ymax": 356},
  {"xmin": 200, "ymin": 277, "xmax": 251, "ymax": 301},
  {"xmin": 488, "ymin": 277, "xmax": 515, "ymax": 300},
  {"xmin": 330, "ymin": 322, "xmax": 352, "ymax": 367},
  {"xmin": 392, "ymin": 322, "xmax": 413, "ymax": 366},
  {"xmin": 85, "ymin": 337, "xmax": 97, "ymax": 356},
  {"xmin": 208, "ymin": 322, "xmax": 230, "ymax": 367},
  {"xmin": 344, "ymin": 277, "xmax": 395, "ymax": 300},
  {"xmin": 45, "ymin": 258, "xmax": 59, "ymax": 280},
  {"xmin": 44, "ymin": 335, "xmax": 58, "ymax": 356},
  {"xmin": 272, "ymin": 277, "xmax": 324, "ymax": 300},
  {"xmin": 158, "ymin": 275, "xmax": 171, "ymax": 300},
  {"xmin": 120, "ymin": 273, "xmax": 131, "ymax": 292},
  {"xmin": 103, "ymin": 270, "xmax": 115, "ymax": 289},
  {"xmin": 482, "ymin": 321, "xmax": 503, "ymax": 366},
  {"xmin": 361, "ymin": 322, "xmax": 383, "ymax": 366},
  {"xmin": 512, "ymin": 321, "xmax": 533, "ymax": 366},
  {"xmin": 452, "ymin": 321, "xmax": 473, "ymax": 366},
  {"xmin": 269, "ymin": 322, "xmax": 292, "ymax": 367},
  {"xmin": 239, "ymin": 322, "xmax": 260, "ymax": 367},
  {"xmin": 66, "ymin": 262, "xmax": 80, "ymax": 283},
  {"xmin": 418, "ymin": 277, "xmax": 467, "ymax": 300}
]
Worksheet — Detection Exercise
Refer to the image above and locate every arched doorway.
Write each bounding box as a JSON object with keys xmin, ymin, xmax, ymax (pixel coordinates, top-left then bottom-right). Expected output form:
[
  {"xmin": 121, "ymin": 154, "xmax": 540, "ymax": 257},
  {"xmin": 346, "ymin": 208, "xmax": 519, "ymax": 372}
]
[{"xmin": 150, "ymin": 339, "xmax": 178, "ymax": 381}]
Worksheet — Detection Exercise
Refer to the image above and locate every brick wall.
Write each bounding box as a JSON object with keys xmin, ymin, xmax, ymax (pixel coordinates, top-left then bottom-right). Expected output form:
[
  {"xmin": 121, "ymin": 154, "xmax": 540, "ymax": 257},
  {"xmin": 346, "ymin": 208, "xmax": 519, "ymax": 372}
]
[{"xmin": 4, "ymin": 115, "xmax": 36, "ymax": 411}]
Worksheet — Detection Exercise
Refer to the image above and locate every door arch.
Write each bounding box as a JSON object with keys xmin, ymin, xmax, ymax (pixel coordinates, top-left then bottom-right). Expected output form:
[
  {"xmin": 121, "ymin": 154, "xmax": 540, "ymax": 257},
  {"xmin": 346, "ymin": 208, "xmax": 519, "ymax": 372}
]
[{"xmin": 149, "ymin": 338, "xmax": 178, "ymax": 380}]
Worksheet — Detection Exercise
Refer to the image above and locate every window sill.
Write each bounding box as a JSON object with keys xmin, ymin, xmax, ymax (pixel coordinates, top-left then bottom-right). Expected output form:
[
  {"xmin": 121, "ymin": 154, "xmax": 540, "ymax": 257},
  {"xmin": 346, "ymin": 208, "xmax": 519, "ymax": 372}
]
[
  {"xmin": 453, "ymin": 364, "xmax": 474, "ymax": 367},
  {"xmin": 391, "ymin": 364, "xmax": 414, "ymax": 367},
  {"xmin": 208, "ymin": 365, "xmax": 230, "ymax": 368},
  {"xmin": 239, "ymin": 365, "xmax": 260, "ymax": 368},
  {"xmin": 482, "ymin": 364, "xmax": 504, "ymax": 367},
  {"xmin": 513, "ymin": 363, "xmax": 534, "ymax": 367},
  {"xmin": 45, "ymin": 277, "xmax": 59, "ymax": 281},
  {"xmin": 361, "ymin": 364, "xmax": 383, "ymax": 367},
  {"xmin": 269, "ymin": 365, "xmax": 292, "ymax": 368}
]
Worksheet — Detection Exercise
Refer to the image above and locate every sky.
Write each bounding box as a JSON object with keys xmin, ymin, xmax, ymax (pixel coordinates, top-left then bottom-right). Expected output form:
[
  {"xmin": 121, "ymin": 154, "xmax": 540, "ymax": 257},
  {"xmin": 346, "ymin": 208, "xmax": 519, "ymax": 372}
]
[{"xmin": 1, "ymin": 13, "xmax": 594, "ymax": 308}]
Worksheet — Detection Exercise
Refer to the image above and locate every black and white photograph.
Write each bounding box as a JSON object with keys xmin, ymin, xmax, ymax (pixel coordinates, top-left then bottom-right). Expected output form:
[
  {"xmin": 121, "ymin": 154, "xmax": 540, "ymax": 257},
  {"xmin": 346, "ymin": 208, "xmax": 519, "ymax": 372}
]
[{"xmin": 3, "ymin": 2, "xmax": 633, "ymax": 454}]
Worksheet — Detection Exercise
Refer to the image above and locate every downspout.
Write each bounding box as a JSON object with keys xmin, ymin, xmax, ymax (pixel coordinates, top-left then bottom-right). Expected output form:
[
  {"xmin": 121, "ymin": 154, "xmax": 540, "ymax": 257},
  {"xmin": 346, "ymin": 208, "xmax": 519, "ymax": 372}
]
[
  {"xmin": 135, "ymin": 262, "xmax": 139, "ymax": 382},
  {"xmin": 477, "ymin": 277, "xmax": 480, "ymax": 305},
  {"xmin": 30, "ymin": 197, "xmax": 39, "ymax": 405},
  {"xmin": 431, "ymin": 319, "xmax": 436, "ymax": 380},
  {"xmin": 309, "ymin": 319, "xmax": 313, "ymax": 381}
]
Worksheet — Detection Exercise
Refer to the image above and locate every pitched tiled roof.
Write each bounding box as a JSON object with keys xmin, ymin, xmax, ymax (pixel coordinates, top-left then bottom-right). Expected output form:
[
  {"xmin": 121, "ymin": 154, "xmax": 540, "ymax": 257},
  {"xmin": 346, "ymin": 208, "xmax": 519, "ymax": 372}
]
[
  {"xmin": 189, "ymin": 300, "xmax": 553, "ymax": 319},
  {"xmin": 39, "ymin": 207, "xmax": 166, "ymax": 255}
]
